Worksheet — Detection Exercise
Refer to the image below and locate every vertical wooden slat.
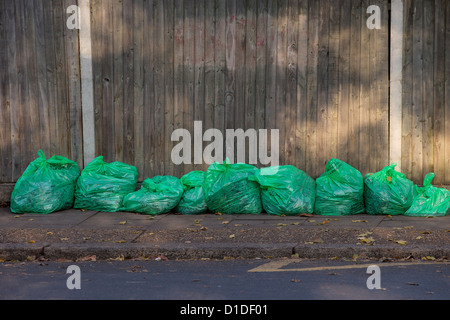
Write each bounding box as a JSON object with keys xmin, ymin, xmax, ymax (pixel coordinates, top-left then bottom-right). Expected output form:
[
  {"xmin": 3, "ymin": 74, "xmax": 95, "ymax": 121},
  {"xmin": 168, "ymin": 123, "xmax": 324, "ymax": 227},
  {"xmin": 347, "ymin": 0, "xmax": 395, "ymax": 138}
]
[
  {"xmin": 64, "ymin": 0, "xmax": 83, "ymax": 167},
  {"xmin": 422, "ymin": 0, "xmax": 434, "ymax": 178},
  {"xmin": 296, "ymin": 0, "xmax": 308, "ymax": 171},
  {"xmin": 183, "ymin": 0, "xmax": 194, "ymax": 173},
  {"xmin": 154, "ymin": 0, "xmax": 166, "ymax": 176},
  {"xmin": 255, "ymin": 0, "xmax": 267, "ymax": 132},
  {"xmin": 133, "ymin": 0, "xmax": 144, "ymax": 180},
  {"xmin": 91, "ymin": 0, "xmax": 103, "ymax": 159},
  {"xmin": 328, "ymin": 0, "xmax": 340, "ymax": 164},
  {"xmin": 164, "ymin": 0, "xmax": 175, "ymax": 176},
  {"xmin": 101, "ymin": 0, "xmax": 114, "ymax": 162},
  {"xmin": 445, "ymin": 0, "xmax": 450, "ymax": 183},
  {"xmin": 193, "ymin": 0, "xmax": 205, "ymax": 172},
  {"xmin": 214, "ymin": 0, "xmax": 226, "ymax": 159},
  {"xmin": 412, "ymin": 0, "xmax": 424, "ymax": 182},
  {"xmin": 377, "ymin": 0, "xmax": 389, "ymax": 171},
  {"xmin": 234, "ymin": 0, "xmax": 246, "ymax": 136},
  {"xmin": 113, "ymin": 0, "xmax": 124, "ymax": 162},
  {"xmin": 173, "ymin": 0, "xmax": 184, "ymax": 176},
  {"xmin": 0, "ymin": 0, "xmax": 12, "ymax": 182},
  {"xmin": 348, "ymin": 0, "xmax": 361, "ymax": 171},
  {"xmin": 143, "ymin": 0, "xmax": 155, "ymax": 176},
  {"xmin": 265, "ymin": 0, "xmax": 277, "ymax": 134},
  {"xmin": 306, "ymin": 0, "xmax": 319, "ymax": 176},
  {"xmin": 285, "ymin": 0, "xmax": 298, "ymax": 167},
  {"xmin": 245, "ymin": 0, "xmax": 257, "ymax": 139},
  {"xmin": 359, "ymin": 0, "xmax": 371, "ymax": 176},
  {"xmin": 203, "ymin": 0, "xmax": 215, "ymax": 170},
  {"xmin": 402, "ymin": 0, "xmax": 413, "ymax": 179},
  {"xmin": 123, "ymin": 0, "xmax": 135, "ymax": 167},
  {"xmin": 338, "ymin": 0, "xmax": 351, "ymax": 164},
  {"xmin": 225, "ymin": 0, "xmax": 236, "ymax": 135},
  {"xmin": 34, "ymin": 0, "xmax": 50, "ymax": 156},
  {"xmin": 433, "ymin": 0, "xmax": 446, "ymax": 184},
  {"xmin": 275, "ymin": 0, "xmax": 287, "ymax": 166}
]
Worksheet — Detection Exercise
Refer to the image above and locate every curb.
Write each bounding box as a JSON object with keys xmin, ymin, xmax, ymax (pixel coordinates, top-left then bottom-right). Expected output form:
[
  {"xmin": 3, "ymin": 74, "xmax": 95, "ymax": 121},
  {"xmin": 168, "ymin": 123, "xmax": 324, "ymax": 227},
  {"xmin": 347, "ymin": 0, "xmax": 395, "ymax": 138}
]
[{"xmin": 1, "ymin": 242, "xmax": 449, "ymax": 262}]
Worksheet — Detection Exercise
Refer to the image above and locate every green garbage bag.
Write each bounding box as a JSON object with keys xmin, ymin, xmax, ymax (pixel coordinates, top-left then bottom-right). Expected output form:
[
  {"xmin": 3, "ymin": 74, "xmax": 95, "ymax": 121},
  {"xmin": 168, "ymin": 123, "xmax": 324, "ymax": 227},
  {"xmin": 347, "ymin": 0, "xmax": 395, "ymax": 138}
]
[
  {"xmin": 314, "ymin": 159, "xmax": 365, "ymax": 216},
  {"xmin": 204, "ymin": 159, "xmax": 262, "ymax": 214},
  {"xmin": 74, "ymin": 156, "xmax": 138, "ymax": 212},
  {"xmin": 404, "ymin": 173, "xmax": 450, "ymax": 217},
  {"xmin": 121, "ymin": 175, "xmax": 183, "ymax": 215},
  {"xmin": 249, "ymin": 165, "xmax": 315, "ymax": 215},
  {"xmin": 10, "ymin": 150, "xmax": 80, "ymax": 214},
  {"xmin": 364, "ymin": 163, "xmax": 414, "ymax": 215},
  {"xmin": 176, "ymin": 171, "xmax": 208, "ymax": 215}
]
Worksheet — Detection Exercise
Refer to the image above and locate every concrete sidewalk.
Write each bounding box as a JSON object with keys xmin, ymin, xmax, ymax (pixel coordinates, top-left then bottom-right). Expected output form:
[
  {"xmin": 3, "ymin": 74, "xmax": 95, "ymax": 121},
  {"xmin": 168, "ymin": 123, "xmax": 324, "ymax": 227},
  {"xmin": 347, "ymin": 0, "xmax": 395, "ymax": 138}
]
[{"xmin": 0, "ymin": 207, "xmax": 449, "ymax": 261}]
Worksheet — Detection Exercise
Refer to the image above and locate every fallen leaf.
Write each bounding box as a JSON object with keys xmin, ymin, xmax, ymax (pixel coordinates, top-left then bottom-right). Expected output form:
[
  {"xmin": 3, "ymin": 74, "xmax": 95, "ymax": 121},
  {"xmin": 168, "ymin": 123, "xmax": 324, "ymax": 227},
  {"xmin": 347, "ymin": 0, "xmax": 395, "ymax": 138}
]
[
  {"xmin": 357, "ymin": 231, "xmax": 373, "ymax": 237},
  {"xmin": 352, "ymin": 220, "xmax": 368, "ymax": 223},
  {"xmin": 298, "ymin": 213, "xmax": 313, "ymax": 217},
  {"xmin": 422, "ymin": 256, "xmax": 436, "ymax": 261},
  {"xmin": 277, "ymin": 223, "xmax": 288, "ymax": 227},
  {"xmin": 316, "ymin": 220, "xmax": 330, "ymax": 226},
  {"xmin": 390, "ymin": 239, "xmax": 407, "ymax": 245},
  {"xmin": 290, "ymin": 279, "xmax": 302, "ymax": 283},
  {"xmin": 229, "ymin": 234, "xmax": 235, "ymax": 239},
  {"xmin": 76, "ymin": 255, "xmax": 97, "ymax": 262},
  {"xmin": 119, "ymin": 221, "xmax": 127, "ymax": 225},
  {"xmin": 60, "ymin": 238, "xmax": 69, "ymax": 241},
  {"xmin": 28, "ymin": 240, "xmax": 35, "ymax": 244},
  {"xmin": 358, "ymin": 237, "xmax": 376, "ymax": 245},
  {"xmin": 420, "ymin": 231, "xmax": 432, "ymax": 234},
  {"xmin": 407, "ymin": 282, "xmax": 419, "ymax": 286},
  {"xmin": 200, "ymin": 226, "xmax": 208, "ymax": 231},
  {"xmin": 116, "ymin": 240, "xmax": 126, "ymax": 243},
  {"xmin": 222, "ymin": 221, "xmax": 230, "ymax": 224}
]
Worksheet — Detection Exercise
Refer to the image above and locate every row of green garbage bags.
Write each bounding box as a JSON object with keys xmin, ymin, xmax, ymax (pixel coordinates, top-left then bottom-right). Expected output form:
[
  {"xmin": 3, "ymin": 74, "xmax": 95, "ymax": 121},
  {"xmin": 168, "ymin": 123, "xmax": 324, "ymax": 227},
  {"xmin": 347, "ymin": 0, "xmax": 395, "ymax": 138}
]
[{"xmin": 10, "ymin": 150, "xmax": 450, "ymax": 217}]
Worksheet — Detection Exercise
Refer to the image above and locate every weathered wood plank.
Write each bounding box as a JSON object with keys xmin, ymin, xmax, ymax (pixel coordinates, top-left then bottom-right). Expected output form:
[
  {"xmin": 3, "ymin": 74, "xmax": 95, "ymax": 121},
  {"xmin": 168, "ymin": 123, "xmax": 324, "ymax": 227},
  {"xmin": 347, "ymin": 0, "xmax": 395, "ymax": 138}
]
[
  {"xmin": 445, "ymin": 0, "xmax": 450, "ymax": 182},
  {"xmin": 101, "ymin": 0, "xmax": 115, "ymax": 163},
  {"xmin": 193, "ymin": 0, "xmax": 205, "ymax": 172},
  {"xmin": 422, "ymin": 0, "xmax": 435, "ymax": 178},
  {"xmin": 338, "ymin": 0, "xmax": 351, "ymax": 164},
  {"xmin": 183, "ymin": 0, "xmax": 195, "ymax": 173},
  {"xmin": 123, "ymin": 0, "xmax": 135, "ymax": 167},
  {"xmin": 143, "ymin": 0, "xmax": 155, "ymax": 176},
  {"xmin": 64, "ymin": 0, "xmax": 83, "ymax": 167},
  {"xmin": 348, "ymin": 0, "xmax": 361, "ymax": 171},
  {"xmin": 433, "ymin": 0, "xmax": 446, "ymax": 184},
  {"xmin": 113, "ymin": 0, "xmax": 124, "ymax": 163},
  {"xmin": 275, "ymin": 0, "xmax": 287, "ymax": 166},
  {"xmin": 285, "ymin": 0, "xmax": 298, "ymax": 167},
  {"xmin": 306, "ymin": 0, "xmax": 319, "ymax": 176},
  {"xmin": 402, "ymin": 0, "xmax": 413, "ymax": 179},
  {"xmin": 412, "ymin": 0, "xmax": 424, "ymax": 182},
  {"xmin": 0, "ymin": 0, "xmax": 12, "ymax": 182},
  {"xmin": 133, "ymin": 0, "xmax": 144, "ymax": 180},
  {"xmin": 295, "ymin": 0, "xmax": 308, "ymax": 171},
  {"xmin": 359, "ymin": 0, "xmax": 371, "ymax": 176}
]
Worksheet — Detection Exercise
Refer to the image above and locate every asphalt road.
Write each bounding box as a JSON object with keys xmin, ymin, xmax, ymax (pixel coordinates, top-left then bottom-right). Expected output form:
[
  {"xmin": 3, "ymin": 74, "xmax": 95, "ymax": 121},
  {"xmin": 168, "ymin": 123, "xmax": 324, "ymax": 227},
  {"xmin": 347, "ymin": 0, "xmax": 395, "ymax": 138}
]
[{"xmin": 0, "ymin": 259, "xmax": 448, "ymax": 302}]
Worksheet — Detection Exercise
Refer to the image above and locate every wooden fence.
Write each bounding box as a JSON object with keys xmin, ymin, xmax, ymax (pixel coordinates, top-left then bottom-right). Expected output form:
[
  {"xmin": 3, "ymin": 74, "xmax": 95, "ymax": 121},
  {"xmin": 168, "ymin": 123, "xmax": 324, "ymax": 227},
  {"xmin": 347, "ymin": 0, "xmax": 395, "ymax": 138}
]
[
  {"xmin": 90, "ymin": 0, "xmax": 390, "ymax": 181},
  {"xmin": 401, "ymin": 0, "xmax": 450, "ymax": 185},
  {"xmin": 0, "ymin": 0, "xmax": 449, "ymax": 192},
  {"xmin": 0, "ymin": 0, "xmax": 83, "ymax": 183}
]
